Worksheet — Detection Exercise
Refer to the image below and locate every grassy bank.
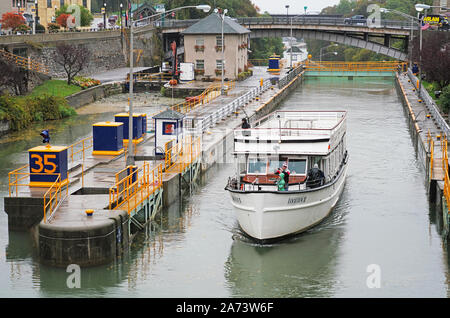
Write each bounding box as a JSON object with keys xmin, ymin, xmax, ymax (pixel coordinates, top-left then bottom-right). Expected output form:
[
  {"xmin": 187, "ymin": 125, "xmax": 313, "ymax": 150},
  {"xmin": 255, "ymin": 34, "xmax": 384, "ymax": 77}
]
[
  {"xmin": 27, "ymin": 80, "xmax": 82, "ymax": 98},
  {"xmin": 0, "ymin": 80, "xmax": 78, "ymax": 131}
]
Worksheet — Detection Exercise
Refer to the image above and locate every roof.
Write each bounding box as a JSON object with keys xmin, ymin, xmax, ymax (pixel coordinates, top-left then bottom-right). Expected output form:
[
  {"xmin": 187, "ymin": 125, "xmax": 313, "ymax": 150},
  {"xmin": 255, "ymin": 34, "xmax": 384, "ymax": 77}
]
[
  {"xmin": 153, "ymin": 109, "xmax": 185, "ymax": 120},
  {"xmin": 182, "ymin": 13, "xmax": 250, "ymax": 35}
]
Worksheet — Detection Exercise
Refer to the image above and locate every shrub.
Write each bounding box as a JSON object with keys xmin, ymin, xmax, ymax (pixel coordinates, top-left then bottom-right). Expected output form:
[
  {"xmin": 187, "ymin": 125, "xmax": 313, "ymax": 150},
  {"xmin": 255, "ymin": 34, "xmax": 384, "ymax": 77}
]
[
  {"xmin": 72, "ymin": 76, "xmax": 101, "ymax": 89},
  {"xmin": 0, "ymin": 94, "xmax": 75, "ymax": 131},
  {"xmin": 439, "ymin": 85, "xmax": 450, "ymax": 113}
]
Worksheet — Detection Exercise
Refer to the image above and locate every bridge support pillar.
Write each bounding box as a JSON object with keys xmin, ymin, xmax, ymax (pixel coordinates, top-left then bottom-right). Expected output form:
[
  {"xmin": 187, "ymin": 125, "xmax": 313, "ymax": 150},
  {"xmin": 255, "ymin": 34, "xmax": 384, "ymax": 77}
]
[{"xmin": 384, "ymin": 34, "xmax": 391, "ymax": 48}]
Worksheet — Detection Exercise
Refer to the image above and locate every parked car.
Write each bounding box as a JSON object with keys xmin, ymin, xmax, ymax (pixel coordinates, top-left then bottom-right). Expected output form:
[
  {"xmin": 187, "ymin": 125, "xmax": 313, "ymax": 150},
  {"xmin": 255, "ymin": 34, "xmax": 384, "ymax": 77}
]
[{"xmin": 344, "ymin": 15, "xmax": 367, "ymax": 25}]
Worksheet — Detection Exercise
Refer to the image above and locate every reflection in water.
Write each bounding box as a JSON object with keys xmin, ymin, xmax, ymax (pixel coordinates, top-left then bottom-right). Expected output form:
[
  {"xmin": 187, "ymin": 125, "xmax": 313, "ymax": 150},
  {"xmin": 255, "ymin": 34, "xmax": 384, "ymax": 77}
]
[
  {"xmin": 225, "ymin": 190, "xmax": 349, "ymax": 298},
  {"xmin": 0, "ymin": 77, "xmax": 449, "ymax": 297}
]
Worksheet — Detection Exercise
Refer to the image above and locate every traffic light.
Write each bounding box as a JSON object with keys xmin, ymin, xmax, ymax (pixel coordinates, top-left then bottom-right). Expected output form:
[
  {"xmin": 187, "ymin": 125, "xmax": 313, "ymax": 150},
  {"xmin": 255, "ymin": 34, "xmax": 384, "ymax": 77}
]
[{"xmin": 40, "ymin": 130, "xmax": 50, "ymax": 144}]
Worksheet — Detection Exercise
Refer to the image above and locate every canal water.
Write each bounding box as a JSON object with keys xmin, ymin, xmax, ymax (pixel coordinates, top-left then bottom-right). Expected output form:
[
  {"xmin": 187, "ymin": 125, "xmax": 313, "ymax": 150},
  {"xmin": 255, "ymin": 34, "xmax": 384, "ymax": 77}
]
[{"xmin": 0, "ymin": 77, "xmax": 448, "ymax": 297}]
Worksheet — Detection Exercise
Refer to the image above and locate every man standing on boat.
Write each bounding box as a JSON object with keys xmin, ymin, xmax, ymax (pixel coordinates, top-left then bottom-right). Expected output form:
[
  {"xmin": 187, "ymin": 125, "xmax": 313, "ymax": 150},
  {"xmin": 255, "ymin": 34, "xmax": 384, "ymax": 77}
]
[
  {"xmin": 281, "ymin": 163, "xmax": 290, "ymax": 190},
  {"xmin": 306, "ymin": 163, "xmax": 325, "ymax": 188},
  {"xmin": 275, "ymin": 170, "xmax": 286, "ymax": 191},
  {"xmin": 241, "ymin": 118, "xmax": 251, "ymax": 136}
]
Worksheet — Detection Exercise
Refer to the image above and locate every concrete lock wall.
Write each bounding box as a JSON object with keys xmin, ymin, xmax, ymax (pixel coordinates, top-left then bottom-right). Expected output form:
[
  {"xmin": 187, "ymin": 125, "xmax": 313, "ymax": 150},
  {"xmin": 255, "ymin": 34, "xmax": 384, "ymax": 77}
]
[
  {"xmin": 38, "ymin": 209, "xmax": 129, "ymax": 268},
  {"xmin": 4, "ymin": 197, "xmax": 45, "ymax": 231},
  {"xmin": 66, "ymin": 82, "xmax": 124, "ymax": 109},
  {"xmin": 3, "ymin": 28, "xmax": 161, "ymax": 78}
]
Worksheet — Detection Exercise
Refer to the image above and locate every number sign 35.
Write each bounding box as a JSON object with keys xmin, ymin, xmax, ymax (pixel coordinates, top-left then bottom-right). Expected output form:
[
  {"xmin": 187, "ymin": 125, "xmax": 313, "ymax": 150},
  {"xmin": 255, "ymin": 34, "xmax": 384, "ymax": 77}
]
[{"xmin": 30, "ymin": 154, "xmax": 57, "ymax": 173}]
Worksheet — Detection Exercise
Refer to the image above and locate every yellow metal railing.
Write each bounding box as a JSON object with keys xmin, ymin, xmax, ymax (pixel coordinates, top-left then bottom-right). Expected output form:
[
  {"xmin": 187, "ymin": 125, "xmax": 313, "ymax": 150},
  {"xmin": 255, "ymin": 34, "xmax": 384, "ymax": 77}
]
[
  {"xmin": 164, "ymin": 136, "xmax": 202, "ymax": 173},
  {"xmin": 428, "ymin": 130, "xmax": 434, "ymax": 180},
  {"xmin": 43, "ymin": 174, "xmax": 69, "ymax": 223},
  {"xmin": 133, "ymin": 72, "xmax": 173, "ymax": 82},
  {"xmin": 304, "ymin": 60, "xmax": 406, "ymax": 72},
  {"xmin": 68, "ymin": 136, "xmax": 93, "ymax": 163},
  {"xmin": 0, "ymin": 49, "xmax": 49, "ymax": 75},
  {"xmin": 441, "ymin": 136, "xmax": 450, "ymax": 214},
  {"xmin": 109, "ymin": 162, "xmax": 163, "ymax": 214}
]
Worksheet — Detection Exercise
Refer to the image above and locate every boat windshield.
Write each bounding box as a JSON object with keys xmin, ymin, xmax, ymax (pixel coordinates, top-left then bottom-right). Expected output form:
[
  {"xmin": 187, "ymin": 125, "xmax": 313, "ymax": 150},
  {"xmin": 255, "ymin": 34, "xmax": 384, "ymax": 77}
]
[
  {"xmin": 288, "ymin": 159, "xmax": 307, "ymax": 175},
  {"xmin": 248, "ymin": 157, "xmax": 267, "ymax": 174}
]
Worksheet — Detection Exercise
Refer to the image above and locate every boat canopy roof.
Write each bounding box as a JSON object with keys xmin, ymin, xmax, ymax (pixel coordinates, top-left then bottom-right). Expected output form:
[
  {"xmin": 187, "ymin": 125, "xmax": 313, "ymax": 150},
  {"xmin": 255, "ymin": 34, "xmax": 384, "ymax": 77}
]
[{"xmin": 234, "ymin": 111, "xmax": 347, "ymax": 155}]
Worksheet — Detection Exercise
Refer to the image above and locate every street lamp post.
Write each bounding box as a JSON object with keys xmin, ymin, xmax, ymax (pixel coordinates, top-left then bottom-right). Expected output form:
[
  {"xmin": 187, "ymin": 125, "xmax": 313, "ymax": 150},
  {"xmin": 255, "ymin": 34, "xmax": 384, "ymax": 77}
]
[
  {"xmin": 380, "ymin": 8, "xmax": 417, "ymax": 69},
  {"xmin": 35, "ymin": 0, "xmax": 39, "ymax": 34},
  {"xmin": 320, "ymin": 44, "xmax": 338, "ymax": 62},
  {"xmin": 17, "ymin": 2, "xmax": 20, "ymax": 15},
  {"xmin": 103, "ymin": 3, "xmax": 107, "ymax": 30},
  {"xmin": 214, "ymin": 8, "xmax": 228, "ymax": 95},
  {"xmin": 120, "ymin": 3, "xmax": 123, "ymax": 32},
  {"xmin": 285, "ymin": 5, "xmax": 289, "ymax": 24},
  {"xmin": 320, "ymin": 52, "xmax": 338, "ymax": 61},
  {"xmin": 126, "ymin": 3, "xmax": 211, "ymax": 166}
]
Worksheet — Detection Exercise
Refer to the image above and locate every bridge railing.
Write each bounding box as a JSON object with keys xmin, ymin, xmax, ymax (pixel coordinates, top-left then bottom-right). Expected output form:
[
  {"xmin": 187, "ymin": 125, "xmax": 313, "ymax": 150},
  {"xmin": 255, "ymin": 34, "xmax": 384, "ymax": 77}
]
[
  {"xmin": 160, "ymin": 17, "xmax": 412, "ymax": 30},
  {"xmin": 305, "ymin": 61, "xmax": 405, "ymax": 72}
]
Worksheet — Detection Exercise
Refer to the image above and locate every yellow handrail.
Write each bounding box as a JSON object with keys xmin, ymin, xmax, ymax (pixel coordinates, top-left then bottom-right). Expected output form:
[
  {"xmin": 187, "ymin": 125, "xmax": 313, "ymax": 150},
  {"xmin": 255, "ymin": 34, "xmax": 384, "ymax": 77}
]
[
  {"xmin": 304, "ymin": 60, "xmax": 405, "ymax": 72},
  {"xmin": 68, "ymin": 136, "xmax": 93, "ymax": 163},
  {"xmin": 164, "ymin": 135, "xmax": 201, "ymax": 174},
  {"xmin": 441, "ymin": 136, "xmax": 450, "ymax": 214},
  {"xmin": 43, "ymin": 173, "xmax": 68, "ymax": 223},
  {"xmin": 109, "ymin": 162, "xmax": 163, "ymax": 214},
  {"xmin": 0, "ymin": 49, "xmax": 49, "ymax": 75}
]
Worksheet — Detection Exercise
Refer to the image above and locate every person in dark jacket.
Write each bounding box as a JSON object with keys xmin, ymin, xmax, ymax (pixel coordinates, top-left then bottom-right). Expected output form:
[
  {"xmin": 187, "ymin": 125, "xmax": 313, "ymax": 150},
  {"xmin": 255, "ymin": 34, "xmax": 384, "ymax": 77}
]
[
  {"xmin": 281, "ymin": 163, "xmax": 290, "ymax": 190},
  {"xmin": 305, "ymin": 163, "xmax": 325, "ymax": 188},
  {"xmin": 412, "ymin": 63, "xmax": 419, "ymax": 76},
  {"xmin": 242, "ymin": 118, "xmax": 251, "ymax": 136}
]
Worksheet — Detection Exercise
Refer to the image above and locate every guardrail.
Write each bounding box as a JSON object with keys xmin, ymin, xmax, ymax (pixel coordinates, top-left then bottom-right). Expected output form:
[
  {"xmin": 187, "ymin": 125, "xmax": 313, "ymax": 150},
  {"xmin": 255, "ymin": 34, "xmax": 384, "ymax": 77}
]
[
  {"xmin": 133, "ymin": 72, "xmax": 173, "ymax": 82},
  {"xmin": 304, "ymin": 61, "xmax": 405, "ymax": 72},
  {"xmin": 407, "ymin": 69, "xmax": 450, "ymax": 137},
  {"xmin": 164, "ymin": 136, "xmax": 202, "ymax": 174},
  {"xmin": 109, "ymin": 162, "xmax": 163, "ymax": 215},
  {"xmin": 0, "ymin": 49, "xmax": 49, "ymax": 75},
  {"xmin": 441, "ymin": 136, "xmax": 450, "ymax": 215},
  {"xmin": 183, "ymin": 79, "xmax": 272, "ymax": 134},
  {"xmin": 43, "ymin": 174, "xmax": 68, "ymax": 223},
  {"xmin": 278, "ymin": 64, "xmax": 304, "ymax": 89},
  {"xmin": 68, "ymin": 136, "xmax": 93, "ymax": 164},
  {"xmin": 160, "ymin": 17, "xmax": 412, "ymax": 31}
]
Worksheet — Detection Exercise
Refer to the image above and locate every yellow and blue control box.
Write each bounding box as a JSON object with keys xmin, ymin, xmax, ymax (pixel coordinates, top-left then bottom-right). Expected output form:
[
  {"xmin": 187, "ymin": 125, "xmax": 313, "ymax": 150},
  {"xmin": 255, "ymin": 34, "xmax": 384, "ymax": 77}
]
[
  {"xmin": 92, "ymin": 121, "xmax": 124, "ymax": 156},
  {"xmin": 28, "ymin": 145, "xmax": 68, "ymax": 187},
  {"xmin": 114, "ymin": 113, "xmax": 144, "ymax": 144}
]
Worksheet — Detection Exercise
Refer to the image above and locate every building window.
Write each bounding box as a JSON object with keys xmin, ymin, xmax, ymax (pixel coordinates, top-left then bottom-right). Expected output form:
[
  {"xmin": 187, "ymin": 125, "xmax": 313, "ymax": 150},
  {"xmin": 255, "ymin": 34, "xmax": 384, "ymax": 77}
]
[
  {"xmin": 195, "ymin": 38, "xmax": 204, "ymax": 46},
  {"xmin": 60, "ymin": 0, "xmax": 65, "ymax": 7},
  {"xmin": 47, "ymin": 0, "xmax": 52, "ymax": 8},
  {"xmin": 196, "ymin": 60, "xmax": 204, "ymax": 70},
  {"xmin": 83, "ymin": 0, "xmax": 87, "ymax": 7},
  {"xmin": 216, "ymin": 36, "xmax": 223, "ymax": 47},
  {"xmin": 216, "ymin": 59, "xmax": 223, "ymax": 69}
]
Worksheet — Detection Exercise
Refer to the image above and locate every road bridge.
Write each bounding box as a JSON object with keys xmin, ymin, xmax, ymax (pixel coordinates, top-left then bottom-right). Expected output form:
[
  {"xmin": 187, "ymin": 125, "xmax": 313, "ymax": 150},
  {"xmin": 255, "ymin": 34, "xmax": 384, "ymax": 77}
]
[{"xmin": 160, "ymin": 16, "xmax": 413, "ymax": 60}]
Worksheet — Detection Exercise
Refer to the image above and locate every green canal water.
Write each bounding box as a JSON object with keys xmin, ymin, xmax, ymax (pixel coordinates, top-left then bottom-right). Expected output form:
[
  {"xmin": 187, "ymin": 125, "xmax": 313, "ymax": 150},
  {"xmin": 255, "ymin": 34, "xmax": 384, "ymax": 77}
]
[{"xmin": 0, "ymin": 77, "xmax": 449, "ymax": 297}]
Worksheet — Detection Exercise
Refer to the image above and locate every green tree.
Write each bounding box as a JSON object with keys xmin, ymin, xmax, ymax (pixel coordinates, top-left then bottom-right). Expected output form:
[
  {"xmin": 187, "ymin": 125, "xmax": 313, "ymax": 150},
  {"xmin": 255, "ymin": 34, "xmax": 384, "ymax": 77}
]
[{"xmin": 56, "ymin": 4, "xmax": 93, "ymax": 27}]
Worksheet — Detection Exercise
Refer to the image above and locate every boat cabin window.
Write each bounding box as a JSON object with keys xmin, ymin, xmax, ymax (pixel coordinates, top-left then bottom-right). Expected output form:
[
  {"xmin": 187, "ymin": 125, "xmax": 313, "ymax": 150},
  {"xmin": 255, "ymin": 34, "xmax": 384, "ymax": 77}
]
[
  {"xmin": 247, "ymin": 157, "xmax": 267, "ymax": 174},
  {"xmin": 267, "ymin": 158, "xmax": 282, "ymax": 174},
  {"xmin": 288, "ymin": 159, "xmax": 307, "ymax": 175}
]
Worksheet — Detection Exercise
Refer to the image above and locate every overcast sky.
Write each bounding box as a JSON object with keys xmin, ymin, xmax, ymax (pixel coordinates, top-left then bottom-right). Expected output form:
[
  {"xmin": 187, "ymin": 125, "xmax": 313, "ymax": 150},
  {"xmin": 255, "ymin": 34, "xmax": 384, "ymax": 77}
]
[{"xmin": 251, "ymin": 0, "xmax": 341, "ymax": 14}]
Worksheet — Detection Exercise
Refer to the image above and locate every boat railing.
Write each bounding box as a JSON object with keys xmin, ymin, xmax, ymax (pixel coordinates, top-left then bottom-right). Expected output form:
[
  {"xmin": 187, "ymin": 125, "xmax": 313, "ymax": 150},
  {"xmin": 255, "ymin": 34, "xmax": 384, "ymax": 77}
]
[
  {"xmin": 251, "ymin": 111, "xmax": 346, "ymax": 129},
  {"xmin": 234, "ymin": 127, "xmax": 332, "ymax": 139}
]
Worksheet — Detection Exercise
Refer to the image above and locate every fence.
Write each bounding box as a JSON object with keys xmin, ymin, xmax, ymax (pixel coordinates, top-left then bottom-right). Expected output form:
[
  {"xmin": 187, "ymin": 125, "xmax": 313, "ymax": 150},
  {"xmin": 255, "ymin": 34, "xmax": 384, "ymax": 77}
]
[
  {"xmin": 0, "ymin": 49, "xmax": 49, "ymax": 75},
  {"xmin": 109, "ymin": 162, "xmax": 163, "ymax": 215},
  {"xmin": 407, "ymin": 70, "xmax": 450, "ymax": 138},
  {"xmin": 304, "ymin": 61, "xmax": 404, "ymax": 73},
  {"xmin": 164, "ymin": 136, "xmax": 202, "ymax": 174},
  {"xmin": 442, "ymin": 137, "xmax": 450, "ymax": 215},
  {"xmin": 183, "ymin": 79, "xmax": 272, "ymax": 134}
]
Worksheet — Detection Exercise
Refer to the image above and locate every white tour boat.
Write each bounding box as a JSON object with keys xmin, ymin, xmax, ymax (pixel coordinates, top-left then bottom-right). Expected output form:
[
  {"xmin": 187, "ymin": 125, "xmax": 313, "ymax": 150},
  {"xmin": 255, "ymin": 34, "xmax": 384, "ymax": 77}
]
[{"xmin": 225, "ymin": 111, "xmax": 348, "ymax": 242}]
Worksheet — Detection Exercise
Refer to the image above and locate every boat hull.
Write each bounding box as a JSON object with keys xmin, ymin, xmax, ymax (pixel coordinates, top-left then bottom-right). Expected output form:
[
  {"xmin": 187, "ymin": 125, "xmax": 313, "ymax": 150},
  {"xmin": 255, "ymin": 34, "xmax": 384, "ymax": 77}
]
[{"xmin": 228, "ymin": 163, "xmax": 347, "ymax": 241}]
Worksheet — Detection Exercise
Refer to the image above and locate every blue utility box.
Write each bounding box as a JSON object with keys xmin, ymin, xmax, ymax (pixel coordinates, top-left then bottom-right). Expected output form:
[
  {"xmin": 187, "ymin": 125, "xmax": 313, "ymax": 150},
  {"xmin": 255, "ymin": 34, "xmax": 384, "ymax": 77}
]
[
  {"xmin": 28, "ymin": 145, "xmax": 68, "ymax": 187},
  {"xmin": 114, "ymin": 113, "xmax": 143, "ymax": 144},
  {"xmin": 92, "ymin": 121, "xmax": 124, "ymax": 156}
]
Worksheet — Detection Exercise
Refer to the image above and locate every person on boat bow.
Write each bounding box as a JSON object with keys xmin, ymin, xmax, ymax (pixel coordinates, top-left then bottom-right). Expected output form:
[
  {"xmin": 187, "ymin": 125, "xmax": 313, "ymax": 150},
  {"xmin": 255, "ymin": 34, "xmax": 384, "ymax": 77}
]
[
  {"xmin": 274, "ymin": 170, "xmax": 286, "ymax": 191},
  {"xmin": 306, "ymin": 163, "xmax": 325, "ymax": 189},
  {"xmin": 281, "ymin": 163, "xmax": 290, "ymax": 191}
]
